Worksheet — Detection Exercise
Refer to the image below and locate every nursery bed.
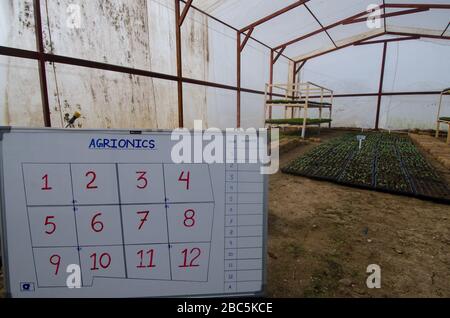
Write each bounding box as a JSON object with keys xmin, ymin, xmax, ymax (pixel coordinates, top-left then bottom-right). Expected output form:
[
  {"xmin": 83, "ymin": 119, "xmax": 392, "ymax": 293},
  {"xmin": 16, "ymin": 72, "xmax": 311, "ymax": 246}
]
[
  {"xmin": 266, "ymin": 118, "xmax": 332, "ymax": 125},
  {"xmin": 282, "ymin": 132, "xmax": 450, "ymax": 203},
  {"xmin": 266, "ymin": 99, "xmax": 332, "ymax": 108}
]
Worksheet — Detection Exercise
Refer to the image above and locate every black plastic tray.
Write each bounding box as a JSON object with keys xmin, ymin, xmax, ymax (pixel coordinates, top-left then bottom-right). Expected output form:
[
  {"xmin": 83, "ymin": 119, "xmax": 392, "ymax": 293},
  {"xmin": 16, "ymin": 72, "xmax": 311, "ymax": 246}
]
[{"xmin": 282, "ymin": 133, "xmax": 450, "ymax": 205}]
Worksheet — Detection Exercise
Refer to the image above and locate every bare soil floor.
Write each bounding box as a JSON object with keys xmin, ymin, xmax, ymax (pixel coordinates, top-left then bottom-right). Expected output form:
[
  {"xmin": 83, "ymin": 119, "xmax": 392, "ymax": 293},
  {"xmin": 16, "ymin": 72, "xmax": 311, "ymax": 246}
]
[{"xmin": 267, "ymin": 129, "xmax": 450, "ymax": 297}]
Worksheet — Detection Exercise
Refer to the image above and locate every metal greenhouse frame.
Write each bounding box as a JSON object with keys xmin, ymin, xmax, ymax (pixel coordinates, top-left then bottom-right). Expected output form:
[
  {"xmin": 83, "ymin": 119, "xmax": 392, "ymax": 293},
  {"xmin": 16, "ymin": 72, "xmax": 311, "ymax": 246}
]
[{"xmin": 0, "ymin": 1, "xmax": 449, "ymax": 129}]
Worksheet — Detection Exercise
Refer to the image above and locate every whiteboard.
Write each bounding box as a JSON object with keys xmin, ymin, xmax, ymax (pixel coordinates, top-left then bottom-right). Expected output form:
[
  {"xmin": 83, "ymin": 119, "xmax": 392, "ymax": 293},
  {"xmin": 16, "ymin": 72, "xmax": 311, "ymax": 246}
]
[{"xmin": 0, "ymin": 128, "xmax": 267, "ymax": 298}]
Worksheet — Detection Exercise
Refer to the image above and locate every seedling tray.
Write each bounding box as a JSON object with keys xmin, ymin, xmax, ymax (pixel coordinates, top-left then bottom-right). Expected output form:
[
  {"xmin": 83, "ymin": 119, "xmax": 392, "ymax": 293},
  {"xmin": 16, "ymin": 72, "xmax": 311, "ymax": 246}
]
[
  {"xmin": 266, "ymin": 118, "xmax": 332, "ymax": 125},
  {"xmin": 282, "ymin": 132, "xmax": 450, "ymax": 204}
]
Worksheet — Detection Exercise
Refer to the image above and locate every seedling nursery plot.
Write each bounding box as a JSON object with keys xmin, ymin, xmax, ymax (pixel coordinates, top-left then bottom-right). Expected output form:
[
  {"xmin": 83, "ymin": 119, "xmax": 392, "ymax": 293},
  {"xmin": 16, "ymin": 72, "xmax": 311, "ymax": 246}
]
[{"xmin": 282, "ymin": 133, "xmax": 450, "ymax": 203}]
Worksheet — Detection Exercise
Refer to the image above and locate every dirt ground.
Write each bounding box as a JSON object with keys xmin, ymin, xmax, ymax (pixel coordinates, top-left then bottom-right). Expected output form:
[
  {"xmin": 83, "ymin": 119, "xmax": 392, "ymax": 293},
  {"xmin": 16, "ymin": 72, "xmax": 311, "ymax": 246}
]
[{"xmin": 267, "ymin": 129, "xmax": 450, "ymax": 297}]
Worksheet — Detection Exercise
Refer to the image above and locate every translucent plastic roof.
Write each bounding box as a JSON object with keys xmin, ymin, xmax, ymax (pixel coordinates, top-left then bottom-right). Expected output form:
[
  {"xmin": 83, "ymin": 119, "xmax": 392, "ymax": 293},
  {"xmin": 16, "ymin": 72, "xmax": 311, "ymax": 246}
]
[{"xmin": 194, "ymin": 0, "xmax": 450, "ymax": 60}]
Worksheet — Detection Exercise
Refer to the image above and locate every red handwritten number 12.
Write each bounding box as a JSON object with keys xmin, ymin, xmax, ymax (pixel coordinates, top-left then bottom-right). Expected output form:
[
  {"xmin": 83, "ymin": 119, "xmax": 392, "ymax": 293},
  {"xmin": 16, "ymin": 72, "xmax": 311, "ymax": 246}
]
[{"xmin": 179, "ymin": 248, "xmax": 201, "ymax": 268}]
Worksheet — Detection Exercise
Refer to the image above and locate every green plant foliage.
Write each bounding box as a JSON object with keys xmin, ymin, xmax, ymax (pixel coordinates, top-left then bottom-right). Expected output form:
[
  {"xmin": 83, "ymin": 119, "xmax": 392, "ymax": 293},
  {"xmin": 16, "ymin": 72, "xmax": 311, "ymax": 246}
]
[
  {"xmin": 267, "ymin": 99, "xmax": 331, "ymax": 107},
  {"xmin": 266, "ymin": 118, "xmax": 332, "ymax": 125},
  {"xmin": 282, "ymin": 132, "xmax": 450, "ymax": 202}
]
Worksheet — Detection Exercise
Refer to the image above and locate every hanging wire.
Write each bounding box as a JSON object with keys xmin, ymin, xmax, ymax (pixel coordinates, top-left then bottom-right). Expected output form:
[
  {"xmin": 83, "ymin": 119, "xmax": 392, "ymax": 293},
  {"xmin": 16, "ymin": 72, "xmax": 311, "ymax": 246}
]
[{"xmin": 385, "ymin": 41, "xmax": 400, "ymax": 130}]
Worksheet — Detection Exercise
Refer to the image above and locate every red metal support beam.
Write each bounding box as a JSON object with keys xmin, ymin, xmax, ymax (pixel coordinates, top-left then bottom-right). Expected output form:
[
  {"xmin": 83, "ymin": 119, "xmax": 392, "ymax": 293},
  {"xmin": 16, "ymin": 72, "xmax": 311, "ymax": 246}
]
[
  {"xmin": 175, "ymin": 0, "xmax": 184, "ymax": 128},
  {"xmin": 292, "ymin": 61, "xmax": 297, "ymax": 87},
  {"xmin": 442, "ymin": 22, "xmax": 450, "ymax": 36},
  {"xmin": 237, "ymin": 31, "xmax": 241, "ymax": 127},
  {"xmin": 290, "ymin": 61, "xmax": 297, "ymax": 117},
  {"xmin": 291, "ymin": 60, "xmax": 306, "ymax": 102},
  {"xmin": 179, "ymin": 1, "xmax": 294, "ymax": 62},
  {"xmin": 33, "ymin": 0, "xmax": 51, "ymax": 127},
  {"xmin": 0, "ymin": 45, "xmax": 291, "ymax": 99},
  {"xmin": 384, "ymin": 3, "xmax": 450, "ymax": 9},
  {"xmin": 295, "ymin": 29, "xmax": 450, "ymax": 63},
  {"xmin": 295, "ymin": 32, "xmax": 384, "ymax": 63},
  {"xmin": 274, "ymin": 9, "xmax": 372, "ymax": 50},
  {"xmin": 179, "ymin": 0, "xmax": 193, "ymax": 26},
  {"xmin": 0, "ymin": 46, "xmax": 443, "ymax": 102},
  {"xmin": 386, "ymin": 31, "xmax": 450, "ymax": 40},
  {"xmin": 343, "ymin": 7, "xmax": 429, "ymax": 25},
  {"xmin": 268, "ymin": 50, "xmax": 274, "ymax": 120},
  {"xmin": 354, "ymin": 35, "xmax": 420, "ymax": 46},
  {"xmin": 275, "ymin": 3, "xmax": 450, "ymax": 51},
  {"xmin": 375, "ymin": 42, "xmax": 388, "ymax": 130},
  {"xmin": 295, "ymin": 60, "xmax": 306, "ymax": 75},
  {"xmin": 236, "ymin": 25, "xmax": 256, "ymax": 127},
  {"xmin": 304, "ymin": 4, "xmax": 337, "ymax": 48},
  {"xmin": 304, "ymin": 91, "xmax": 444, "ymax": 98},
  {"xmin": 240, "ymin": 28, "xmax": 254, "ymax": 52},
  {"xmin": 240, "ymin": 0, "xmax": 310, "ymax": 33},
  {"xmin": 273, "ymin": 47, "xmax": 286, "ymax": 64},
  {"xmin": 174, "ymin": 0, "xmax": 193, "ymax": 128}
]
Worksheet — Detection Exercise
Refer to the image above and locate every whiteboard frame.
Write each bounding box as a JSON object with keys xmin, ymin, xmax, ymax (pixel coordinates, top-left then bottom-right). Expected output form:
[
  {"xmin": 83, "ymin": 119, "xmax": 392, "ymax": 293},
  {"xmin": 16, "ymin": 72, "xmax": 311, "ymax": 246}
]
[{"xmin": 0, "ymin": 127, "xmax": 268, "ymax": 298}]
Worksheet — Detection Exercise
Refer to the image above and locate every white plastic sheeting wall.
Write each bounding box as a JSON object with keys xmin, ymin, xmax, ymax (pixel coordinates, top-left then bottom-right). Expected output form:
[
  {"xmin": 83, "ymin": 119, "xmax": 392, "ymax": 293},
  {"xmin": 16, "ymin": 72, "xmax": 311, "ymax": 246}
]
[
  {"xmin": 0, "ymin": 0, "xmax": 290, "ymax": 129},
  {"xmin": 379, "ymin": 95, "xmax": 448, "ymax": 131},
  {"xmin": 300, "ymin": 38, "xmax": 450, "ymax": 129},
  {"xmin": 1, "ymin": 0, "xmax": 449, "ymax": 130},
  {"xmin": 379, "ymin": 39, "xmax": 450, "ymax": 130},
  {"xmin": 0, "ymin": 1, "xmax": 44, "ymax": 127},
  {"xmin": 383, "ymin": 39, "xmax": 450, "ymax": 92},
  {"xmin": 301, "ymin": 44, "xmax": 383, "ymax": 94}
]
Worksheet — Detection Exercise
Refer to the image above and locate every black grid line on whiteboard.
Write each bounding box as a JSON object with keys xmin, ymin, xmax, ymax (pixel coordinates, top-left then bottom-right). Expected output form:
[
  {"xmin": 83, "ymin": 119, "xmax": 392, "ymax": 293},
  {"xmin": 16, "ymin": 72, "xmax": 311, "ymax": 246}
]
[
  {"xmin": 161, "ymin": 162, "xmax": 173, "ymax": 281},
  {"xmin": 223, "ymin": 161, "xmax": 264, "ymax": 293},
  {"xmin": 22, "ymin": 162, "xmax": 215, "ymax": 287}
]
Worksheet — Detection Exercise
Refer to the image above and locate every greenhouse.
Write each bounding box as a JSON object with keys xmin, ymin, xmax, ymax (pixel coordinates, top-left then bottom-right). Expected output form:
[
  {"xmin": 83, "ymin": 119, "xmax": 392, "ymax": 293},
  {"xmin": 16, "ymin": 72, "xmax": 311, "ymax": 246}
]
[{"xmin": 0, "ymin": 0, "xmax": 449, "ymax": 300}]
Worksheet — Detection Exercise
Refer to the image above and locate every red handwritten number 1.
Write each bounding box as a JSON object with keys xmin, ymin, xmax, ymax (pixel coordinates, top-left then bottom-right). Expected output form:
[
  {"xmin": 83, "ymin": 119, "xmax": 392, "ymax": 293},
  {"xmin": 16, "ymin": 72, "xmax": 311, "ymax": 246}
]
[
  {"xmin": 178, "ymin": 171, "xmax": 190, "ymax": 190},
  {"xmin": 41, "ymin": 174, "xmax": 52, "ymax": 190}
]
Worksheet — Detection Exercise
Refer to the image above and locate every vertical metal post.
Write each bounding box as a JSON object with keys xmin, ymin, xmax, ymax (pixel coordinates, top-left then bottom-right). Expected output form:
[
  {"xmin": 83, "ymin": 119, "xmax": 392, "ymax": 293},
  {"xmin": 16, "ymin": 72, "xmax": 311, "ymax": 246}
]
[
  {"xmin": 329, "ymin": 92, "xmax": 333, "ymax": 129},
  {"xmin": 264, "ymin": 84, "xmax": 268, "ymax": 121},
  {"xmin": 175, "ymin": 0, "xmax": 184, "ymax": 128},
  {"xmin": 236, "ymin": 31, "xmax": 241, "ymax": 128},
  {"xmin": 319, "ymin": 88, "xmax": 323, "ymax": 134},
  {"xmin": 33, "ymin": 0, "xmax": 51, "ymax": 127},
  {"xmin": 268, "ymin": 50, "xmax": 274, "ymax": 120},
  {"xmin": 375, "ymin": 42, "xmax": 388, "ymax": 130},
  {"xmin": 301, "ymin": 83, "xmax": 309, "ymax": 139},
  {"xmin": 435, "ymin": 92, "xmax": 443, "ymax": 138},
  {"xmin": 291, "ymin": 61, "xmax": 297, "ymax": 118}
]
